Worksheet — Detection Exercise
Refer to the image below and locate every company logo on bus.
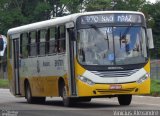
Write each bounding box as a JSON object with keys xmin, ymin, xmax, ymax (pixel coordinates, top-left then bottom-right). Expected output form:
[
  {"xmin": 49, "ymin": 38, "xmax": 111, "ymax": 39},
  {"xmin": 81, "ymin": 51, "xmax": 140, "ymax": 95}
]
[{"xmin": 108, "ymin": 67, "xmax": 123, "ymax": 70}]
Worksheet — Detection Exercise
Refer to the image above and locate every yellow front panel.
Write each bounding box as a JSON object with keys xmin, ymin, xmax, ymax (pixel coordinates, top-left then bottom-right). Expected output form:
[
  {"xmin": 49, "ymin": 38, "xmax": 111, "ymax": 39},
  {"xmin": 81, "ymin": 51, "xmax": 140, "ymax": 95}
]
[
  {"xmin": 75, "ymin": 60, "xmax": 150, "ymax": 97},
  {"xmin": 77, "ymin": 77, "xmax": 150, "ymax": 97}
]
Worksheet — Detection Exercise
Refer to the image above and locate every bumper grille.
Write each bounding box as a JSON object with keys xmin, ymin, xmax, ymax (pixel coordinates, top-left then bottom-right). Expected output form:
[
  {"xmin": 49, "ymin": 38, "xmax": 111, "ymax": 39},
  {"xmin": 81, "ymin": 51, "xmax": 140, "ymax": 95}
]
[
  {"xmin": 96, "ymin": 88, "xmax": 135, "ymax": 94},
  {"xmin": 91, "ymin": 69, "xmax": 139, "ymax": 77}
]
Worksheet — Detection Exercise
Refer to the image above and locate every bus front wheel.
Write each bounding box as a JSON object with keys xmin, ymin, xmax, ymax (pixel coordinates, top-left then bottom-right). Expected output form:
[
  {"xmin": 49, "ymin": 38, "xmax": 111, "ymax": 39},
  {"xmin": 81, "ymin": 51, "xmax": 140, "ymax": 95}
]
[
  {"xmin": 77, "ymin": 97, "xmax": 92, "ymax": 102},
  {"xmin": 61, "ymin": 84, "xmax": 73, "ymax": 107},
  {"xmin": 118, "ymin": 94, "xmax": 132, "ymax": 105}
]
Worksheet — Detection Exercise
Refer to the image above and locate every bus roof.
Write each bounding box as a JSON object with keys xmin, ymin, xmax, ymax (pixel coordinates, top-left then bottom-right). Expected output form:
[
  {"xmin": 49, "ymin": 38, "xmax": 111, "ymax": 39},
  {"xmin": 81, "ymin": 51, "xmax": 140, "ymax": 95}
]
[{"xmin": 7, "ymin": 11, "xmax": 144, "ymax": 35}]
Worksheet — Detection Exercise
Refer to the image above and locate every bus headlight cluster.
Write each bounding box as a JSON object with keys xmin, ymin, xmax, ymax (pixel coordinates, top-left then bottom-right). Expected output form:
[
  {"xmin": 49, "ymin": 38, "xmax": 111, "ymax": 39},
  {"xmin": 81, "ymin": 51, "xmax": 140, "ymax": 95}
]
[
  {"xmin": 78, "ymin": 76, "xmax": 95, "ymax": 86},
  {"xmin": 136, "ymin": 73, "xmax": 150, "ymax": 84}
]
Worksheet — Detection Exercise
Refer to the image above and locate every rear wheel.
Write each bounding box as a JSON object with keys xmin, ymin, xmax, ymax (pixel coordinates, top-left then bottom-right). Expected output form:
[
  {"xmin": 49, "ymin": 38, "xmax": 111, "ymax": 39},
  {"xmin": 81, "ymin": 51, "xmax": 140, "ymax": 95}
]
[
  {"xmin": 118, "ymin": 94, "xmax": 132, "ymax": 105},
  {"xmin": 25, "ymin": 82, "xmax": 34, "ymax": 103},
  {"xmin": 25, "ymin": 82, "xmax": 45, "ymax": 104}
]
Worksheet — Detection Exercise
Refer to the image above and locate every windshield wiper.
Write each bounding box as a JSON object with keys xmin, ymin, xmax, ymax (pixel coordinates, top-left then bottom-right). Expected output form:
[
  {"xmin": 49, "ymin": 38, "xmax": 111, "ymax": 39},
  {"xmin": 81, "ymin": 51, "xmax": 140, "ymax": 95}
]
[
  {"xmin": 89, "ymin": 24, "xmax": 105, "ymax": 37},
  {"xmin": 89, "ymin": 24, "xmax": 109, "ymax": 49}
]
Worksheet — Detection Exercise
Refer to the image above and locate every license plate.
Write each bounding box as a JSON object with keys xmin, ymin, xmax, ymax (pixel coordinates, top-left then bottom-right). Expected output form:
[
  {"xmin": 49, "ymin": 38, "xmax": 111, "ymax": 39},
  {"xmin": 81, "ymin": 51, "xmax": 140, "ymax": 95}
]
[{"xmin": 109, "ymin": 85, "xmax": 122, "ymax": 90}]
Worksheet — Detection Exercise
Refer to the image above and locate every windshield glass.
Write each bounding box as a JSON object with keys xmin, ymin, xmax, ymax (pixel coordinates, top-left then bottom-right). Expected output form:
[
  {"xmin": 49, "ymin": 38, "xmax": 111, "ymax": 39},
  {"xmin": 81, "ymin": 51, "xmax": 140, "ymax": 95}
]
[{"xmin": 77, "ymin": 26, "xmax": 147, "ymax": 65}]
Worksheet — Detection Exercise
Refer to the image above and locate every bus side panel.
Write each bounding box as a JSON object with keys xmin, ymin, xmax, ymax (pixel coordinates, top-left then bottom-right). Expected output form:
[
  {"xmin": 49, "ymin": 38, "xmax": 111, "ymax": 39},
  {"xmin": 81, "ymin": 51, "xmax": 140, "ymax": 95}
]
[
  {"xmin": 19, "ymin": 54, "xmax": 67, "ymax": 97},
  {"xmin": 7, "ymin": 36, "xmax": 14, "ymax": 95},
  {"xmin": 7, "ymin": 60, "xmax": 14, "ymax": 95},
  {"xmin": 29, "ymin": 76, "xmax": 59, "ymax": 97}
]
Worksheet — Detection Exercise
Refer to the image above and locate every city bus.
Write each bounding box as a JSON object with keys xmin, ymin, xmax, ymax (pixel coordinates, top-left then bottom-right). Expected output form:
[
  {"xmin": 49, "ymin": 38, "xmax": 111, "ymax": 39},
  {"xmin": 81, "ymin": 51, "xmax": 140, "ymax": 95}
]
[{"xmin": 6, "ymin": 11, "xmax": 154, "ymax": 106}]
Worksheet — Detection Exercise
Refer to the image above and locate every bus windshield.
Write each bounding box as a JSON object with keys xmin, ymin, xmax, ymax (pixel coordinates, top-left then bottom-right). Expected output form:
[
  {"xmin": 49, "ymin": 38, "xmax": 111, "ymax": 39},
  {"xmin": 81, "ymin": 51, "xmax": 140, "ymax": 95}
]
[{"xmin": 77, "ymin": 26, "xmax": 148, "ymax": 66}]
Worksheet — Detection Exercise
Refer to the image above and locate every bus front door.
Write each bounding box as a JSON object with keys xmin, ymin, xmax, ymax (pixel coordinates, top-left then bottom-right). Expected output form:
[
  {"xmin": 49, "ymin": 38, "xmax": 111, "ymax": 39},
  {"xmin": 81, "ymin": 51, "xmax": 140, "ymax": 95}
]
[
  {"xmin": 13, "ymin": 39, "xmax": 20, "ymax": 95},
  {"xmin": 66, "ymin": 26, "xmax": 77, "ymax": 96}
]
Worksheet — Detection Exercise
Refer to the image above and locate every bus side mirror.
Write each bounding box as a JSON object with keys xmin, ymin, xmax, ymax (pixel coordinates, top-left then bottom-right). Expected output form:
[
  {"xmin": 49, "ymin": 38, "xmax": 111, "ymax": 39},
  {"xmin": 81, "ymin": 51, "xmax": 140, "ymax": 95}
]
[
  {"xmin": 0, "ymin": 38, "xmax": 4, "ymax": 51},
  {"xmin": 147, "ymin": 28, "xmax": 154, "ymax": 49},
  {"xmin": 68, "ymin": 29, "xmax": 76, "ymax": 41}
]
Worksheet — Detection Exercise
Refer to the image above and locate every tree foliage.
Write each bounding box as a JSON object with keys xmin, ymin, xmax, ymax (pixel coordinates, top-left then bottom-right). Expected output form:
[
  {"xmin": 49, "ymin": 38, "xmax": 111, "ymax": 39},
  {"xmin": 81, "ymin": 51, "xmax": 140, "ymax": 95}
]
[
  {"xmin": 84, "ymin": 0, "xmax": 112, "ymax": 11},
  {"xmin": 0, "ymin": 0, "xmax": 160, "ymax": 58},
  {"xmin": 114, "ymin": 0, "xmax": 146, "ymax": 10}
]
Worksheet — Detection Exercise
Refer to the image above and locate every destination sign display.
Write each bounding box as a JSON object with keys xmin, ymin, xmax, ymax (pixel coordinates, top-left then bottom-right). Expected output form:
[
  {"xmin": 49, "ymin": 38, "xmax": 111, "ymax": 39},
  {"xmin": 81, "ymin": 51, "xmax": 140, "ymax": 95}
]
[{"xmin": 79, "ymin": 13, "xmax": 142, "ymax": 24}]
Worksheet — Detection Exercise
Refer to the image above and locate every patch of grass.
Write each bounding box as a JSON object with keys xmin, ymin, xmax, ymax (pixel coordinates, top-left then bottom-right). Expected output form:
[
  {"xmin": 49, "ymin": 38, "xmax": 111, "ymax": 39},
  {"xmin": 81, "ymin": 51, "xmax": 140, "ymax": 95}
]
[
  {"xmin": 150, "ymin": 79, "xmax": 160, "ymax": 96},
  {"xmin": 0, "ymin": 79, "xmax": 9, "ymax": 88}
]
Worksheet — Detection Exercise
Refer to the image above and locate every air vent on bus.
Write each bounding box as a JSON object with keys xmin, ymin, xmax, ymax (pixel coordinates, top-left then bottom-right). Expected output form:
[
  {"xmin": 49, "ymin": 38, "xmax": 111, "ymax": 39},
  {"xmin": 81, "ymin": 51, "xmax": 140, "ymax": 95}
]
[
  {"xmin": 96, "ymin": 88, "xmax": 135, "ymax": 94},
  {"xmin": 91, "ymin": 69, "xmax": 139, "ymax": 77}
]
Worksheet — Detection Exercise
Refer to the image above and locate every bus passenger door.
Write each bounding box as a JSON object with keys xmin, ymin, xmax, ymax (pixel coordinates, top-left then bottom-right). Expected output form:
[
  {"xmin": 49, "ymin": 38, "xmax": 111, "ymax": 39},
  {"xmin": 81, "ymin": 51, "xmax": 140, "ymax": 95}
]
[
  {"xmin": 66, "ymin": 22, "xmax": 77, "ymax": 96},
  {"xmin": 13, "ymin": 39, "xmax": 20, "ymax": 95}
]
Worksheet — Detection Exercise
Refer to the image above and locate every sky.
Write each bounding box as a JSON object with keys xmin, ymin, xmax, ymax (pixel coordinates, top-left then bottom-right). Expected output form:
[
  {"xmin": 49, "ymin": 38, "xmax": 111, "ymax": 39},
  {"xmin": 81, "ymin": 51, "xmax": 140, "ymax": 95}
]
[{"xmin": 147, "ymin": 0, "xmax": 156, "ymax": 3}]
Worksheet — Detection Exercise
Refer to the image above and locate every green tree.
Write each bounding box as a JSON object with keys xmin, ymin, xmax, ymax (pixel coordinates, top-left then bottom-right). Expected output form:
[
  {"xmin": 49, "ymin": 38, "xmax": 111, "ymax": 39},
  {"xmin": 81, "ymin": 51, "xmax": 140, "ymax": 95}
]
[
  {"xmin": 62, "ymin": 0, "xmax": 84, "ymax": 14},
  {"xmin": 0, "ymin": 0, "xmax": 27, "ymax": 34},
  {"xmin": 84, "ymin": 0, "xmax": 112, "ymax": 11},
  {"xmin": 114, "ymin": 0, "xmax": 146, "ymax": 11},
  {"xmin": 145, "ymin": 2, "xmax": 160, "ymax": 58},
  {"xmin": 0, "ymin": 0, "xmax": 82, "ymax": 34},
  {"xmin": 84, "ymin": 0, "xmax": 147, "ymax": 11}
]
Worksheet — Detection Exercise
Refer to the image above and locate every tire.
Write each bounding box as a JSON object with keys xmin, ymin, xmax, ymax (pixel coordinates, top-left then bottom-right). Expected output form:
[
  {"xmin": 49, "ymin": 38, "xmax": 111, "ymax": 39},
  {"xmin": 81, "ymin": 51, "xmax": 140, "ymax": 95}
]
[
  {"xmin": 118, "ymin": 94, "xmax": 132, "ymax": 106},
  {"xmin": 61, "ymin": 84, "xmax": 73, "ymax": 107},
  {"xmin": 25, "ymin": 83, "xmax": 34, "ymax": 104},
  {"xmin": 34, "ymin": 97, "xmax": 46, "ymax": 104},
  {"xmin": 77, "ymin": 97, "xmax": 92, "ymax": 102},
  {"xmin": 25, "ymin": 83, "xmax": 45, "ymax": 104}
]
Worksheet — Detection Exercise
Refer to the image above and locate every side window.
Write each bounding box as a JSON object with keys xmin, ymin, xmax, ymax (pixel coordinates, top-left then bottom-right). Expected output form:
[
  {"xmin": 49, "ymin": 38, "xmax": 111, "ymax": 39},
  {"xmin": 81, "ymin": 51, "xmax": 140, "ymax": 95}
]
[
  {"xmin": 49, "ymin": 27, "xmax": 57, "ymax": 54},
  {"xmin": 59, "ymin": 25, "xmax": 66, "ymax": 53},
  {"xmin": 45, "ymin": 29, "xmax": 49, "ymax": 54},
  {"xmin": 39, "ymin": 29, "xmax": 47, "ymax": 56},
  {"xmin": 20, "ymin": 33, "xmax": 28, "ymax": 58},
  {"xmin": 29, "ymin": 31, "xmax": 37, "ymax": 56}
]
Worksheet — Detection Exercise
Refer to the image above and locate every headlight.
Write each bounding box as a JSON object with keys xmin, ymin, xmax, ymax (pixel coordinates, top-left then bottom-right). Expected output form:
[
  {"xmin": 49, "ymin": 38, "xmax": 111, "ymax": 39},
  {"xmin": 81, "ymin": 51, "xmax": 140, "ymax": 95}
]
[
  {"xmin": 78, "ymin": 76, "xmax": 95, "ymax": 86},
  {"xmin": 136, "ymin": 73, "xmax": 149, "ymax": 84}
]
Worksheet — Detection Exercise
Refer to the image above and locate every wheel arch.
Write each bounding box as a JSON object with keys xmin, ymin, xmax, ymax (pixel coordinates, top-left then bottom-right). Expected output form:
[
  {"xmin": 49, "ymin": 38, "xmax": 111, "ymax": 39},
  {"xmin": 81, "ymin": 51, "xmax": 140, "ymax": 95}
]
[
  {"xmin": 58, "ymin": 77, "xmax": 65, "ymax": 97},
  {"xmin": 24, "ymin": 78, "xmax": 30, "ymax": 98}
]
